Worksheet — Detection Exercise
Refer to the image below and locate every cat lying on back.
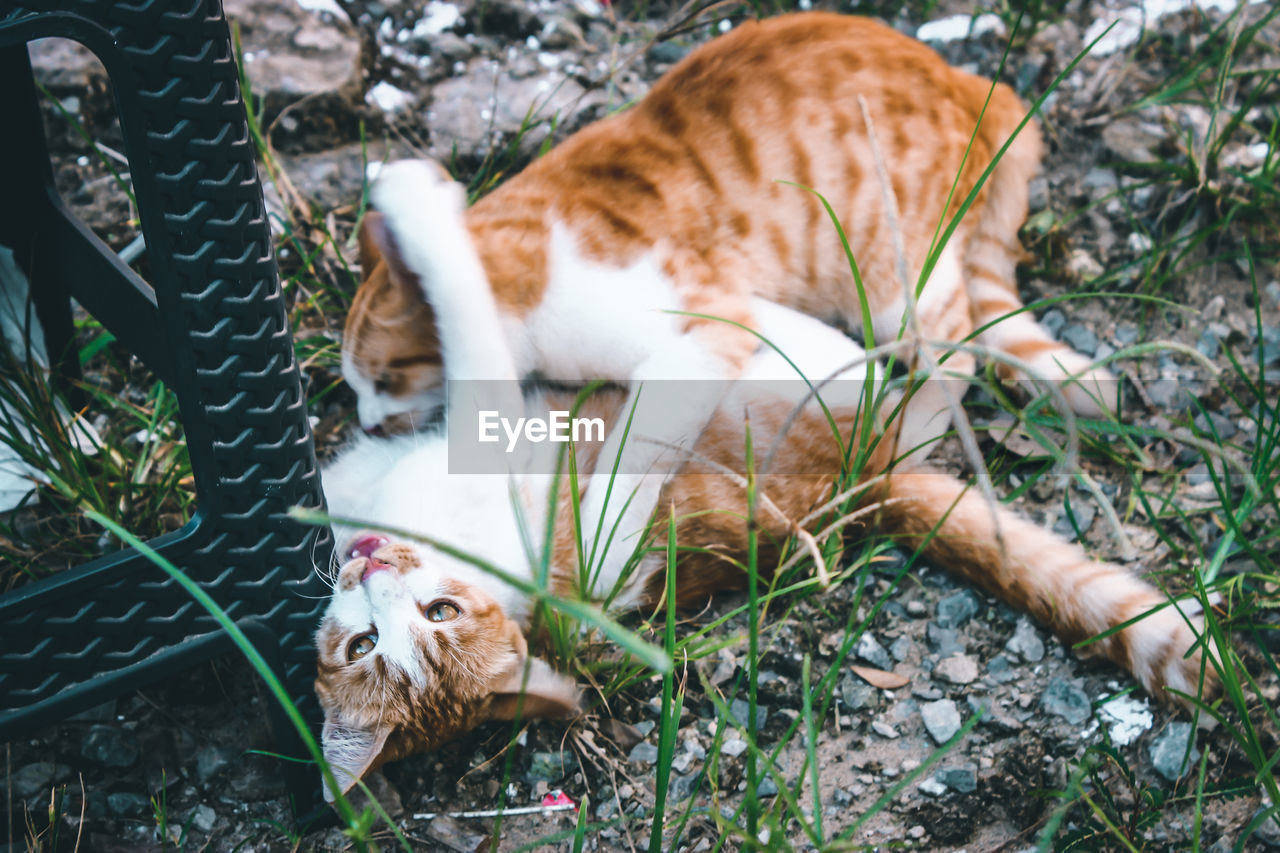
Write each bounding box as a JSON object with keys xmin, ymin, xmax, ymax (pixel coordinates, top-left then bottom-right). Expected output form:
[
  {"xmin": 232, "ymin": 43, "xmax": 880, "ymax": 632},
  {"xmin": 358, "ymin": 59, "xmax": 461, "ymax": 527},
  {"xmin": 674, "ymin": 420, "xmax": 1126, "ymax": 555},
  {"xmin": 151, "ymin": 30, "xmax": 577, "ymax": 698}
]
[
  {"xmin": 316, "ymin": 221, "xmax": 1214, "ymax": 804},
  {"xmin": 342, "ymin": 12, "xmax": 1119, "ymax": 591}
]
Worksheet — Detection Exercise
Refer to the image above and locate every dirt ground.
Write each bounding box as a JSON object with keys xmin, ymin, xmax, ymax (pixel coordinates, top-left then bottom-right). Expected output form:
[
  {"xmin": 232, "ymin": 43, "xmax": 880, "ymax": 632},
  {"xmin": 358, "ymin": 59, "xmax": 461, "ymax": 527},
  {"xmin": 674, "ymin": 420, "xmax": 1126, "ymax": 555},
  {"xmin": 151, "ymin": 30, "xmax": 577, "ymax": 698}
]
[{"xmin": 4, "ymin": 0, "xmax": 1279, "ymax": 850}]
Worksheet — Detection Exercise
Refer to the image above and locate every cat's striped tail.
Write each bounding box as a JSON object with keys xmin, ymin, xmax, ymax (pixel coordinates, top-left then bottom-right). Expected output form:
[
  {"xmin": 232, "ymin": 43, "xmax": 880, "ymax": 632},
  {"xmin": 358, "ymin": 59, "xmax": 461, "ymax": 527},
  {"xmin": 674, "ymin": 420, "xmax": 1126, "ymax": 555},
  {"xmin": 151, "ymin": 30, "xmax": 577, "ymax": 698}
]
[
  {"xmin": 961, "ymin": 80, "xmax": 1118, "ymax": 418},
  {"xmin": 875, "ymin": 468, "xmax": 1218, "ymax": 705}
]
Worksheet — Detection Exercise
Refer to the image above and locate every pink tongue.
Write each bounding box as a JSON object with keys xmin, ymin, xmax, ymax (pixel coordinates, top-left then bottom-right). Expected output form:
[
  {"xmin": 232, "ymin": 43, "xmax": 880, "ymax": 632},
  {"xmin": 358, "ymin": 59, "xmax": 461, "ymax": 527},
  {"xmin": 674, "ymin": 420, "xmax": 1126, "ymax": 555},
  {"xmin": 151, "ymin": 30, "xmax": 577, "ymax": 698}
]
[{"xmin": 348, "ymin": 534, "xmax": 390, "ymax": 560}]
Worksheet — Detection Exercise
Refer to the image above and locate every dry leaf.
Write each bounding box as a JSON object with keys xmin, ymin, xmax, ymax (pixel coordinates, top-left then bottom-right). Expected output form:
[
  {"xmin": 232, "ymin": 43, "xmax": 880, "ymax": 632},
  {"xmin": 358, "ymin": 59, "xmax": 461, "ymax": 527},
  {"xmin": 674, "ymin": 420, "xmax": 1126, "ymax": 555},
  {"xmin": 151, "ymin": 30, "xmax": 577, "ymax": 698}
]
[{"xmin": 850, "ymin": 664, "xmax": 910, "ymax": 690}]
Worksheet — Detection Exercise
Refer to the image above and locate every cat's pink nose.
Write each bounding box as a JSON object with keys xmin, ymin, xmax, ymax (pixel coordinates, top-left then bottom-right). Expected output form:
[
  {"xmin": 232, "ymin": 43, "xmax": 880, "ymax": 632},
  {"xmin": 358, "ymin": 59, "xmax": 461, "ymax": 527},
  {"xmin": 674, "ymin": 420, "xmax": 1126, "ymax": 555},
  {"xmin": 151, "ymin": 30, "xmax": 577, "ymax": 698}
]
[
  {"xmin": 363, "ymin": 423, "xmax": 386, "ymax": 437},
  {"xmin": 362, "ymin": 557, "xmax": 394, "ymax": 581},
  {"xmin": 348, "ymin": 534, "xmax": 389, "ymax": 560}
]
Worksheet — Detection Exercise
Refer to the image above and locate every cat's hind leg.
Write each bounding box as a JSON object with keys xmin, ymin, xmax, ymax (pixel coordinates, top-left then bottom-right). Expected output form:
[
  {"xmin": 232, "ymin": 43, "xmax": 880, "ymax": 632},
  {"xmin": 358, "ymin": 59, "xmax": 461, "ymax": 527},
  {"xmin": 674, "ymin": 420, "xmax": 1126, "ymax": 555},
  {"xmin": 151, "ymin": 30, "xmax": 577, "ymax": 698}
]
[
  {"xmin": 962, "ymin": 131, "xmax": 1118, "ymax": 418},
  {"xmin": 873, "ymin": 241, "xmax": 979, "ymax": 462}
]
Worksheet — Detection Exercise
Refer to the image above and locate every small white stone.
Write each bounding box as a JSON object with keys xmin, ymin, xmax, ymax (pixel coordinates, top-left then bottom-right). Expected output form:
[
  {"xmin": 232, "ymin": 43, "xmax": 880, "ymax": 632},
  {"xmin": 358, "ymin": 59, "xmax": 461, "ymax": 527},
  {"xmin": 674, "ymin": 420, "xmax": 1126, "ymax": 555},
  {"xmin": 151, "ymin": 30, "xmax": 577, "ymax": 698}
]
[
  {"xmin": 917, "ymin": 13, "xmax": 1005, "ymax": 43},
  {"xmin": 871, "ymin": 720, "xmax": 900, "ymax": 739}
]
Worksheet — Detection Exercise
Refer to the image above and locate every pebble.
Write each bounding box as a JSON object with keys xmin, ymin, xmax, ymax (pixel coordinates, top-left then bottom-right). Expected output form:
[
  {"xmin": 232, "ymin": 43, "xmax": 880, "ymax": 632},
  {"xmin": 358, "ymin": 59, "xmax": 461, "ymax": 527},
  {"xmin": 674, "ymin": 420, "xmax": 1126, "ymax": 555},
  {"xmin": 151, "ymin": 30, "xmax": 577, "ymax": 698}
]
[
  {"xmin": 926, "ymin": 623, "xmax": 965, "ymax": 657},
  {"xmin": 669, "ymin": 772, "xmax": 700, "ymax": 802},
  {"xmin": 1193, "ymin": 410, "xmax": 1237, "ymax": 440},
  {"xmin": 729, "ymin": 699, "xmax": 768, "ymax": 731},
  {"xmin": 1041, "ymin": 308, "xmax": 1066, "ymax": 337},
  {"xmin": 968, "ymin": 695, "xmax": 1022, "ymax": 731},
  {"xmin": 80, "ymin": 725, "xmax": 139, "ymax": 769},
  {"xmin": 722, "ymin": 738, "xmax": 749, "ymax": 758},
  {"xmin": 1005, "ymin": 617, "xmax": 1046, "ymax": 663},
  {"xmin": 1196, "ymin": 328, "xmax": 1221, "ymax": 359},
  {"xmin": 889, "ymin": 635, "xmax": 914, "ymax": 662},
  {"xmin": 628, "ymin": 742, "xmax": 660, "ymax": 765},
  {"xmin": 1060, "ymin": 324, "xmax": 1099, "ymax": 357},
  {"xmin": 1053, "ymin": 500, "xmax": 1096, "ymax": 539},
  {"xmin": 985, "ymin": 655, "xmax": 1017, "ymax": 684},
  {"xmin": 192, "ymin": 804, "xmax": 218, "ymax": 834},
  {"xmin": 936, "ymin": 763, "xmax": 978, "ymax": 793},
  {"xmin": 11, "ymin": 762, "xmax": 64, "ymax": 800},
  {"xmin": 1066, "ymin": 249, "xmax": 1105, "ymax": 280},
  {"xmin": 1099, "ymin": 695, "xmax": 1154, "ymax": 747},
  {"xmin": 934, "ymin": 654, "xmax": 980, "ymax": 685},
  {"xmin": 195, "ymin": 744, "xmax": 235, "ymax": 783},
  {"xmin": 648, "ymin": 41, "xmax": 689, "ymax": 64},
  {"xmin": 1251, "ymin": 805, "xmax": 1280, "ymax": 848},
  {"xmin": 856, "ymin": 633, "xmax": 895, "ymax": 670},
  {"xmin": 1040, "ymin": 678, "xmax": 1092, "ymax": 724},
  {"xmin": 1082, "ymin": 167, "xmax": 1118, "ymax": 192},
  {"xmin": 920, "ymin": 699, "xmax": 962, "ymax": 744},
  {"xmin": 841, "ymin": 678, "xmax": 878, "ymax": 711},
  {"xmin": 1101, "ymin": 117, "xmax": 1164, "ymax": 163},
  {"xmin": 908, "ymin": 825, "xmax": 927, "ymax": 840},
  {"xmin": 1027, "ymin": 175, "xmax": 1048, "ymax": 210},
  {"xmin": 918, "ymin": 777, "xmax": 948, "ymax": 797},
  {"xmin": 106, "ymin": 792, "xmax": 150, "ymax": 818},
  {"xmin": 871, "ymin": 720, "xmax": 900, "ymax": 739},
  {"xmin": 526, "ymin": 750, "xmax": 572, "ymax": 782},
  {"xmin": 1149, "ymin": 722, "xmax": 1199, "ymax": 782},
  {"xmin": 935, "ymin": 590, "xmax": 981, "ymax": 628},
  {"xmin": 905, "ymin": 599, "xmax": 928, "ymax": 617},
  {"xmin": 755, "ymin": 776, "xmax": 779, "ymax": 798}
]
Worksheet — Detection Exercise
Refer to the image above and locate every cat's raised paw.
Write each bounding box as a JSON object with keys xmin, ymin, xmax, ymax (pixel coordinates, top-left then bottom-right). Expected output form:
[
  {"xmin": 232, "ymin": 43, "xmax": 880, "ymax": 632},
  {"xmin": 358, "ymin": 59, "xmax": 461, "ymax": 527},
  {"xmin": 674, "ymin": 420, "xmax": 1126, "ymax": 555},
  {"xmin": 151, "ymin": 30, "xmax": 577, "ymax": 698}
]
[{"xmin": 371, "ymin": 159, "xmax": 467, "ymax": 223}]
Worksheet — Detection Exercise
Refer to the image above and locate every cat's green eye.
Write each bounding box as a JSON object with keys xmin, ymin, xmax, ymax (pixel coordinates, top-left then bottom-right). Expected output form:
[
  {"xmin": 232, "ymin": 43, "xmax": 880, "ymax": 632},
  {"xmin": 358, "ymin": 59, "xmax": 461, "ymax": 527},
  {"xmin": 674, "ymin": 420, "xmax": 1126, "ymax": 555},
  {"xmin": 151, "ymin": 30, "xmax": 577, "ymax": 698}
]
[
  {"xmin": 424, "ymin": 601, "xmax": 461, "ymax": 623},
  {"xmin": 347, "ymin": 633, "xmax": 377, "ymax": 661}
]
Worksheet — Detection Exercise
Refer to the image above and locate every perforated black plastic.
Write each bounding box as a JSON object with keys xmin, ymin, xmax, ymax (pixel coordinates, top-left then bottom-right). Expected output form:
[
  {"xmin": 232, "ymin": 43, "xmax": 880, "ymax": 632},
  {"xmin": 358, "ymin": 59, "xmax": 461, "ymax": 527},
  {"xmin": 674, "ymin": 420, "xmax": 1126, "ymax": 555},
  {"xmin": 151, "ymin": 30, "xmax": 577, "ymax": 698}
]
[{"xmin": 0, "ymin": 0, "xmax": 331, "ymax": 814}]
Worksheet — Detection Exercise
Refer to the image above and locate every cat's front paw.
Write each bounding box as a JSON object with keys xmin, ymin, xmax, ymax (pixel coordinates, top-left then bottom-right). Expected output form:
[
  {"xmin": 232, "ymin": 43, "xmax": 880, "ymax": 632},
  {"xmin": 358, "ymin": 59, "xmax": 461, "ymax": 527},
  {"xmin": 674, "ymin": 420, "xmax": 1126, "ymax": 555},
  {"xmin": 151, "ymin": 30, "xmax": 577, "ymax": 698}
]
[
  {"xmin": 371, "ymin": 159, "xmax": 465, "ymax": 219},
  {"xmin": 369, "ymin": 160, "xmax": 475, "ymax": 296},
  {"xmin": 371, "ymin": 160, "xmax": 469, "ymax": 256}
]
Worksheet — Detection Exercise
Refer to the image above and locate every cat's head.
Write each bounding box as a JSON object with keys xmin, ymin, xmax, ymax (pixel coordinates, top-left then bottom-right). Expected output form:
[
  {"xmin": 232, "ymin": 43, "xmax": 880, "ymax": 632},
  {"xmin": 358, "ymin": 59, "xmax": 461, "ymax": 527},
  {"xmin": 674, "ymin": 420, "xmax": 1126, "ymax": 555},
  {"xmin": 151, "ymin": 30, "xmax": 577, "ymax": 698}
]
[
  {"xmin": 342, "ymin": 211, "xmax": 444, "ymax": 435},
  {"xmin": 314, "ymin": 534, "xmax": 579, "ymax": 801}
]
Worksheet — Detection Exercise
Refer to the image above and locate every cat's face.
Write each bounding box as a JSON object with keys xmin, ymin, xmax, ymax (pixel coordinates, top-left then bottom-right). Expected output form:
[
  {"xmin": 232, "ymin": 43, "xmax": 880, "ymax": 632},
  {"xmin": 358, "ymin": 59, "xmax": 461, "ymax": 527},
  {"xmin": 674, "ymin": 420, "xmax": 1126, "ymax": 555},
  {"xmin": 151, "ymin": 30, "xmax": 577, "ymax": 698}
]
[
  {"xmin": 342, "ymin": 212, "xmax": 445, "ymax": 435},
  {"xmin": 314, "ymin": 535, "xmax": 578, "ymax": 799}
]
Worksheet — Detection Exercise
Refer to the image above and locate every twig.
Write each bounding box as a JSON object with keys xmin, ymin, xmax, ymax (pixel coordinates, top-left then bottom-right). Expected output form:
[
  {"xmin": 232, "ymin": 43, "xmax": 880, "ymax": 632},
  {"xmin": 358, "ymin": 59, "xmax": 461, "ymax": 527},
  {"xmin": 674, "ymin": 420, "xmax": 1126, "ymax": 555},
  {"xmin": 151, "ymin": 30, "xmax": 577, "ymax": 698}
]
[{"xmin": 411, "ymin": 802, "xmax": 578, "ymax": 820}]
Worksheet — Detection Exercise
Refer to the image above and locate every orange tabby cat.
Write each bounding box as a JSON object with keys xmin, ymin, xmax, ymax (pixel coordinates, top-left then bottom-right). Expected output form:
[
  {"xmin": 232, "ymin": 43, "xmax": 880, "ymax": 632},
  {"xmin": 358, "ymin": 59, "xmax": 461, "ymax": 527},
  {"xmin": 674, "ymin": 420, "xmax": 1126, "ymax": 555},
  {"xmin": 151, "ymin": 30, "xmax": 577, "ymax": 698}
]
[{"xmin": 342, "ymin": 12, "xmax": 1118, "ymax": 587}]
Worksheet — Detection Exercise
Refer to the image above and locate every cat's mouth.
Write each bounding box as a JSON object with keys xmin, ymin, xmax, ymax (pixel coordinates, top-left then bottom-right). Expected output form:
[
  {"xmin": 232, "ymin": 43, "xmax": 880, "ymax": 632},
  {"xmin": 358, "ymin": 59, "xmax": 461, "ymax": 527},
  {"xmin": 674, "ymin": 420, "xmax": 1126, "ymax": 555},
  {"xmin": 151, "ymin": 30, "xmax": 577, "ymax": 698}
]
[
  {"xmin": 347, "ymin": 534, "xmax": 390, "ymax": 560},
  {"xmin": 361, "ymin": 557, "xmax": 395, "ymax": 582}
]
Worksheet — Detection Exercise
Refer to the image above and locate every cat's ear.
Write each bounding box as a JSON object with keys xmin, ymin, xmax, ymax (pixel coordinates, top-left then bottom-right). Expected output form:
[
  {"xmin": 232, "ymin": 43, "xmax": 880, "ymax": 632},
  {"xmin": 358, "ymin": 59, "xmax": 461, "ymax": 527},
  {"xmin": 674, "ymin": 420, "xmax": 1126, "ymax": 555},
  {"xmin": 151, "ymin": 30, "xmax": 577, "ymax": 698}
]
[
  {"xmin": 356, "ymin": 210, "xmax": 386, "ymax": 277},
  {"xmin": 320, "ymin": 716, "xmax": 394, "ymax": 804},
  {"xmin": 484, "ymin": 656, "xmax": 582, "ymax": 722},
  {"xmin": 358, "ymin": 208, "xmax": 420, "ymax": 298}
]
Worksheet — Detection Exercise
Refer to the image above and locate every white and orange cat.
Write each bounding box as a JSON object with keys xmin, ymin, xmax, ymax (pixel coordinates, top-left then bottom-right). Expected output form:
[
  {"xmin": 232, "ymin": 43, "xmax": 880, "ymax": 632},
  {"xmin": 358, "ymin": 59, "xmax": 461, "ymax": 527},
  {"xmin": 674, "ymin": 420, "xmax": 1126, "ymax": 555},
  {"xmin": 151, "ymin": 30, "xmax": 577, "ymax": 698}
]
[{"xmin": 342, "ymin": 12, "xmax": 1118, "ymax": 588}]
